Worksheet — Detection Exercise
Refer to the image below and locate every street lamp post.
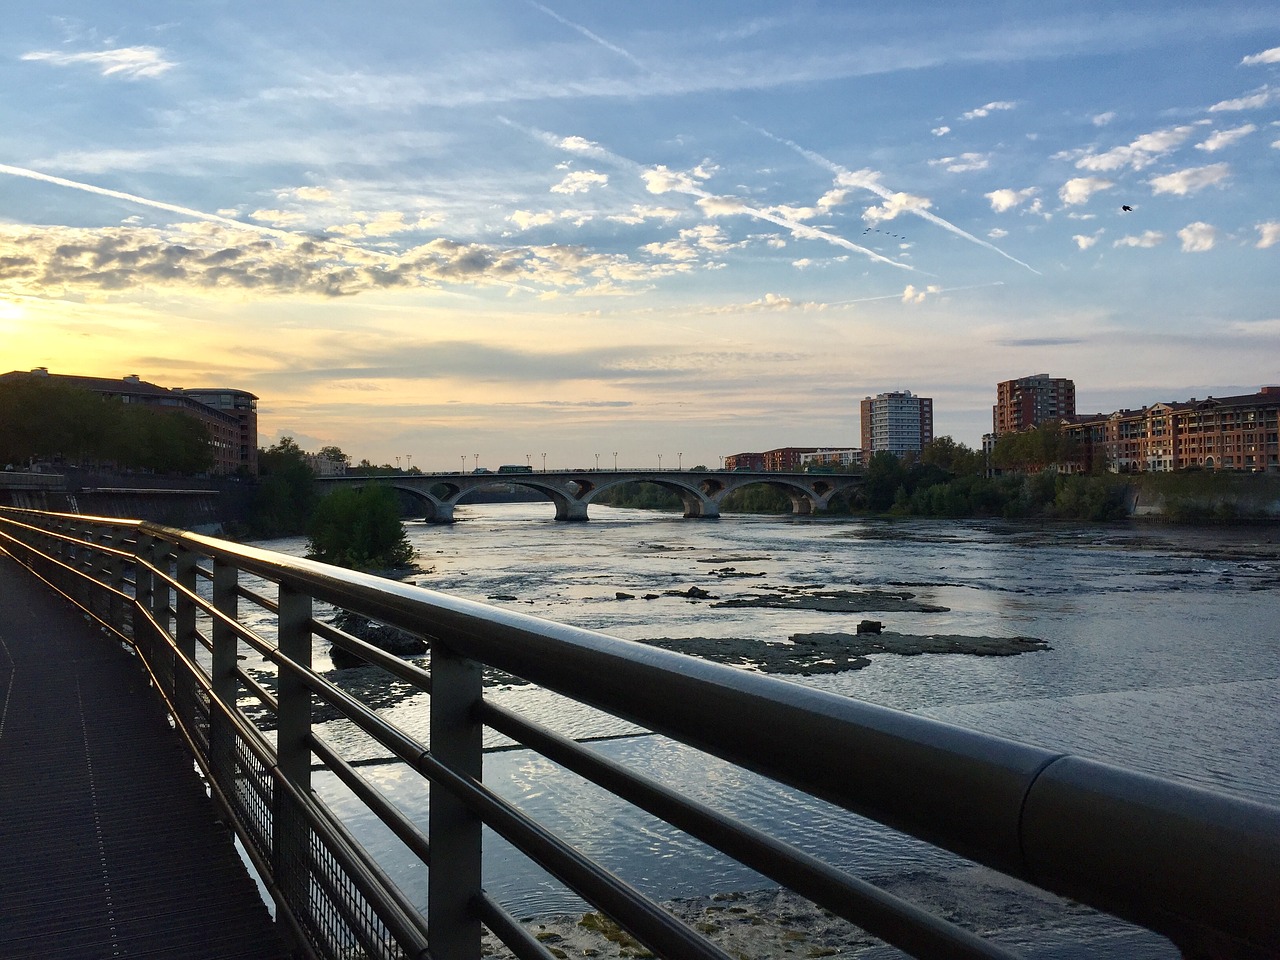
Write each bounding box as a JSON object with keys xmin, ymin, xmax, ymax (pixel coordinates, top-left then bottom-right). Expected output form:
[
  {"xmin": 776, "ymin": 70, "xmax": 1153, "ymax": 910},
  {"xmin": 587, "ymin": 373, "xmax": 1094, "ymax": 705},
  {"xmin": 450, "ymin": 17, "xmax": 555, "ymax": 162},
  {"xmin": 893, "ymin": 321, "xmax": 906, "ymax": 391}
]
[
  {"xmin": 719, "ymin": 456, "xmax": 725, "ymax": 470},
  {"xmin": 613, "ymin": 452, "xmax": 618, "ymax": 471},
  {"xmin": 395, "ymin": 456, "xmax": 401, "ymax": 470},
  {"xmin": 473, "ymin": 453, "xmax": 479, "ymax": 471},
  {"xmin": 526, "ymin": 454, "xmax": 531, "ymax": 467},
  {"xmin": 541, "ymin": 452, "xmax": 546, "ymax": 472},
  {"xmin": 595, "ymin": 453, "xmax": 599, "ymax": 471},
  {"xmin": 405, "ymin": 454, "xmax": 412, "ymax": 471},
  {"xmin": 657, "ymin": 454, "xmax": 663, "ymax": 471},
  {"xmin": 460, "ymin": 455, "xmax": 465, "ymax": 474},
  {"xmin": 678, "ymin": 452, "xmax": 683, "ymax": 470}
]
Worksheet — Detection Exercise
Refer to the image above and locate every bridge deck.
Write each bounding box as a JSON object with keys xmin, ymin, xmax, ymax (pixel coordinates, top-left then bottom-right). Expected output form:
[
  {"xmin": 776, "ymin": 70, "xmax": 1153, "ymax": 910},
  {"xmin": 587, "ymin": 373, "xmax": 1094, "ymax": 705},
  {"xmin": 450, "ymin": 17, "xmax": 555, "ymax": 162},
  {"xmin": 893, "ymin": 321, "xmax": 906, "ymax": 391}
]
[{"xmin": 0, "ymin": 554, "xmax": 291, "ymax": 960}]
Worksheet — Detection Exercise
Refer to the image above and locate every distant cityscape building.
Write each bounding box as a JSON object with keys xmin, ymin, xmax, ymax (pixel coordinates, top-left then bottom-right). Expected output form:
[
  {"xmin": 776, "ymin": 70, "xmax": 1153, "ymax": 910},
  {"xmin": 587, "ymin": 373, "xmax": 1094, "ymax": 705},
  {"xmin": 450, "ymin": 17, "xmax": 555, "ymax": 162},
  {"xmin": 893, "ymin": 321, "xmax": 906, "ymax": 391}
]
[
  {"xmin": 179, "ymin": 388, "xmax": 259, "ymax": 476},
  {"xmin": 799, "ymin": 448, "xmax": 862, "ymax": 469},
  {"xmin": 0, "ymin": 368, "xmax": 259, "ymax": 476},
  {"xmin": 859, "ymin": 390, "xmax": 934, "ymax": 463},
  {"xmin": 723, "ymin": 447, "xmax": 839, "ymax": 471},
  {"xmin": 993, "ymin": 374, "xmax": 1075, "ymax": 437},
  {"xmin": 305, "ymin": 452, "xmax": 348, "ymax": 477},
  {"xmin": 1061, "ymin": 386, "xmax": 1280, "ymax": 473}
]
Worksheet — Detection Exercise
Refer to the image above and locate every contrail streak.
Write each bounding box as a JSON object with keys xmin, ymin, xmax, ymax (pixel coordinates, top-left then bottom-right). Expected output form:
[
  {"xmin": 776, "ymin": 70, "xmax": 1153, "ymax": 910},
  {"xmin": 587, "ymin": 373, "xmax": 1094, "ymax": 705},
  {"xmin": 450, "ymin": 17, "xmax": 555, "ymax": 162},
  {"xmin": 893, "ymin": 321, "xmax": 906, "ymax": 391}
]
[
  {"xmin": 502, "ymin": 120, "xmax": 916, "ymax": 272},
  {"xmin": 0, "ymin": 161, "xmax": 295, "ymax": 239},
  {"xmin": 746, "ymin": 123, "xmax": 1041, "ymax": 275},
  {"xmin": 526, "ymin": 1, "xmax": 646, "ymax": 70}
]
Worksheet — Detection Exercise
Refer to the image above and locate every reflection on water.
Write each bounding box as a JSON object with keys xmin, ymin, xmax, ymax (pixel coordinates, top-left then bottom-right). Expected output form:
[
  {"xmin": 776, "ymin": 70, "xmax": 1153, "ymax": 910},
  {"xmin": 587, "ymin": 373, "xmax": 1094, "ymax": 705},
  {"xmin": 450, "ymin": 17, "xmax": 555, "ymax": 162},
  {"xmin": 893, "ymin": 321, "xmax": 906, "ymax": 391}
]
[{"xmin": 255, "ymin": 504, "xmax": 1280, "ymax": 950}]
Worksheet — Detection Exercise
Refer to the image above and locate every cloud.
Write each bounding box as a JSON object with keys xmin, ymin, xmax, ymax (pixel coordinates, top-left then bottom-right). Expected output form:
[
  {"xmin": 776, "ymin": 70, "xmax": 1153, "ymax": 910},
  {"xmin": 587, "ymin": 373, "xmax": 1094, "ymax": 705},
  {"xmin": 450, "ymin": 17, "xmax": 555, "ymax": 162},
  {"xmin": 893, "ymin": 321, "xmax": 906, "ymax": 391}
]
[
  {"xmin": 1114, "ymin": 231, "xmax": 1164, "ymax": 248},
  {"xmin": 21, "ymin": 46, "xmax": 175, "ymax": 79},
  {"xmin": 288, "ymin": 186, "xmax": 334, "ymax": 202},
  {"xmin": 1075, "ymin": 125, "xmax": 1195, "ymax": 171},
  {"xmin": 901, "ymin": 284, "xmax": 941, "ymax": 304},
  {"xmin": 1092, "ymin": 112, "xmax": 1116, "ymax": 126},
  {"xmin": 551, "ymin": 170, "xmax": 609, "ymax": 194},
  {"xmin": 931, "ymin": 126, "xmax": 951, "ymax": 137},
  {"xmin": 962, "ymin": 100, "xmax": 1016, "ymax": 120},
  {"xmin": 998, "ymin": 338, "xmax": 1085, "ymax": 347},
  {"xmin": 1256, "ymin": 222, "xmax": 1280, "ymax": 249},
  {"xmin": 988, "ymin": 228, "xmax": 1008, "ymax": 239},
  {"xmin": 250, "ymin": 208, "xmax": 308, "ymax": 226},
  {"xmin": 606, "ymin": 204, "xmax": 681, "ymax": 225},
  {"xmin": 1209, "ymin": 86, "xmax": 1275, "ymax": 111},
  {"xmin": 929, "ymin": 152, "xmax": 989, "ymax": 173},
  {"xmin": 1059, "ymin": 177, "xmax": 1115, "ymax": 205},
  {"xmin": 1148, "ymin": 163, "xmax": 1230, "ymax": 196},
  {"xmin": 862, "ymin": 192, "xmax": 932, "ymax": 223},
  {"xmin": 1072, "ymin": 232, "xmax": 1102, "ymax": 250},
  {"xmin": 1241, "ymin": 47, "xmax": 1280, "ymax": 66},
  {"xmin": 1178, "ymin": 222, "xmax": 1217, "ymax": 252},
  {"xmin": 508, "ymin": 210, "xmax": 557, "ymax": 230},
  {"xmin": 1196, "ymin": 124, "xmax": 1256, "ymax": 152},
  {"xmin": 986, "ymin": 187, "xmax": 1037, "ymax": 212},
  {"xmin": 642, "ymin": 165, "xmax": 709, "ymax": 195}
]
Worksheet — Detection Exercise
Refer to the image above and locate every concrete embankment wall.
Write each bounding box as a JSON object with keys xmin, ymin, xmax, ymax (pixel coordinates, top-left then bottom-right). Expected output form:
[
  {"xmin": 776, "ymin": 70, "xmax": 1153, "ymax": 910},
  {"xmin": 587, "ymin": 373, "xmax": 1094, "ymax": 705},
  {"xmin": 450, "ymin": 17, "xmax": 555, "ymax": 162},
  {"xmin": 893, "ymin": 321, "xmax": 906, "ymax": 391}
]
[
  {"xmin": 1, "ymin": 471, "xmax": 256, "ymax": 532},
  {"xmin": 1127, "ymin": 474, "xmax": 1280, "ymax": 520}
]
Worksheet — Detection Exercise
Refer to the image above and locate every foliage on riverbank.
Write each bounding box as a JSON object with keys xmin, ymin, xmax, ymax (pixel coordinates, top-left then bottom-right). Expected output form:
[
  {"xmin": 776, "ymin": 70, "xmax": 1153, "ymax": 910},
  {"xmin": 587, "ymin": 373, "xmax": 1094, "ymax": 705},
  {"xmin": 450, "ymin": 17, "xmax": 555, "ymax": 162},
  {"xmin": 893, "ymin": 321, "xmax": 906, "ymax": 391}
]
[{"xmin": 307, "ymin": 484, "xmax": 415, "ymax": 569}]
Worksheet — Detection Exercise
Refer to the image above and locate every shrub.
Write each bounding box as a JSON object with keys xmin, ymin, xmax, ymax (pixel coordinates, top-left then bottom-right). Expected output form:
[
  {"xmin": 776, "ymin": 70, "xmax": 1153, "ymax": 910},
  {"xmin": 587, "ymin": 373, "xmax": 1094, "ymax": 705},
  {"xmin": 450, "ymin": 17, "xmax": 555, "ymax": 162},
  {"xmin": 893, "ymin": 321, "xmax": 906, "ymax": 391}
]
[{"xmin": 307, "ymin": 485, "xmax": 415, "ymax": 569}]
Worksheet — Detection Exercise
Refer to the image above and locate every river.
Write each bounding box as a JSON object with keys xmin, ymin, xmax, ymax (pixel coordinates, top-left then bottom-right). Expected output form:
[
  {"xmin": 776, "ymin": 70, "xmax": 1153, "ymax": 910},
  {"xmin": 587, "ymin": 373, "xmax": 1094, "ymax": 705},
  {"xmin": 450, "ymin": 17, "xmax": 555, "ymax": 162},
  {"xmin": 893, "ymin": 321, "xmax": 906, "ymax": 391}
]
[{"xmin": 255, "ymin": 503, "xmax": 1280, "ymax": 957}]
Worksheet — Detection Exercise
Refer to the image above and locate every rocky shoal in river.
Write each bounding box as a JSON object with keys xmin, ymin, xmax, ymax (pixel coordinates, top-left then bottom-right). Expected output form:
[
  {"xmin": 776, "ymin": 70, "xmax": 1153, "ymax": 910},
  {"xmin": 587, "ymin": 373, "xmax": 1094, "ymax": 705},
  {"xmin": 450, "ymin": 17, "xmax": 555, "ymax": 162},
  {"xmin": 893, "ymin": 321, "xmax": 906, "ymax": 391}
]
[{"xmin": 638, "ymin": 631, "xmax": 1048, "ymax": 675}]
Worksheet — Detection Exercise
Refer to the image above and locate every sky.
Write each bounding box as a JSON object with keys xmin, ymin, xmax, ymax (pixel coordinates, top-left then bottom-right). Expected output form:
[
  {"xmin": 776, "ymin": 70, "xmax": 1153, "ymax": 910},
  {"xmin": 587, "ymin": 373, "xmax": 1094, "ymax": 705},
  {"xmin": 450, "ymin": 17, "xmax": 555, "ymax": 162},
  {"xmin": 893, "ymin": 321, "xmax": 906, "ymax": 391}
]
[{"xmin": 2, "ymin": 2, "xmax": 1278, "ymax": 470}]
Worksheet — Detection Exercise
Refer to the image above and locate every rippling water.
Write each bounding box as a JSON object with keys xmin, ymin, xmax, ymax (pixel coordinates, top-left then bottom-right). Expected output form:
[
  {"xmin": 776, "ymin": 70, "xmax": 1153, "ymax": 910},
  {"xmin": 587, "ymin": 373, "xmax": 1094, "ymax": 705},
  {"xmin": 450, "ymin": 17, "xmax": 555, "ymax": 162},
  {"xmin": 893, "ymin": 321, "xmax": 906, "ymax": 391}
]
[{"xmin": 255, "ymin": 504, "xmax": 1280, "ymax": 954}]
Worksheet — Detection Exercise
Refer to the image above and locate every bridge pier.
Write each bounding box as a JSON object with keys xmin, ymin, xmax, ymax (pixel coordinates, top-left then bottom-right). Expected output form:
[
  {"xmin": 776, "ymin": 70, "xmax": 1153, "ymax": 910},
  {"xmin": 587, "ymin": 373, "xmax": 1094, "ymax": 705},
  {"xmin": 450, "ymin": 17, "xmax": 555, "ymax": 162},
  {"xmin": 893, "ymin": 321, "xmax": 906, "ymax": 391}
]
[
  {"xmin": 428, "ymin": 502, "xmax": 455, "ymax": 524},
  {"xmin": 554, "ymin": 500, "xmax": 590, "ymax": 521}
]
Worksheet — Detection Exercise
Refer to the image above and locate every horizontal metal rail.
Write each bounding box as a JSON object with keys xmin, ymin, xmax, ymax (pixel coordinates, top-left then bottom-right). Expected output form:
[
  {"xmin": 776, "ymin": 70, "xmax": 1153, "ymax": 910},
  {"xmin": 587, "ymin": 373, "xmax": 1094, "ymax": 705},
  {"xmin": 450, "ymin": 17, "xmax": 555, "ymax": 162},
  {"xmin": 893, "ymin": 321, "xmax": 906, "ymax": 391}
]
[{"xmin": 2, "ymin": 505, "xmax": 1277, "ymax": 960}]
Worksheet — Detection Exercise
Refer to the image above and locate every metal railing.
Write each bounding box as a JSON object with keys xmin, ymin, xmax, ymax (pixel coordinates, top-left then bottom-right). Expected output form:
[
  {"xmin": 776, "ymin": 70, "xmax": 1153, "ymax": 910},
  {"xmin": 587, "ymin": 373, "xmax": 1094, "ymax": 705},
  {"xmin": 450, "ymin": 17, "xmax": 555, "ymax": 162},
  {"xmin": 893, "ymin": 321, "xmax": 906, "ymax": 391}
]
[{"xmin": 1, "ymin": 505, "xmax": 1276, "ymax": 960}]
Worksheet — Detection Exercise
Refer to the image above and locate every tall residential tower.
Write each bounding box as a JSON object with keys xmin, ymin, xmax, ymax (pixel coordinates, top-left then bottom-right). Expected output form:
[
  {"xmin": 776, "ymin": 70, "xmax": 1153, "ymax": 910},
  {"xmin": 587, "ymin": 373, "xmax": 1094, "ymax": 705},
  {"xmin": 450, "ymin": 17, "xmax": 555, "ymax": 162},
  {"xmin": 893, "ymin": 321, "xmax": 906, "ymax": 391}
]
[
  {"xmin": 860, "ymin": 390, "xmax": 934, "ymax": 463},
  {"xmin": 993, "ymin": 374, "xmax": 1075, "ymax": 436}
]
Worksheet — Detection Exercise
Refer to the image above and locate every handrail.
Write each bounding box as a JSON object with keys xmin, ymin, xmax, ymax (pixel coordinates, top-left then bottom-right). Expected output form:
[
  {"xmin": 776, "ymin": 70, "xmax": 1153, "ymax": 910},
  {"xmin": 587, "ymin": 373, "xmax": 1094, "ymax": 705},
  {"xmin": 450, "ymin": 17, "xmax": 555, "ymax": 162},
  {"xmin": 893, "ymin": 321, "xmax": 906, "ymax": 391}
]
[{"xmin": 1, "ymin": 505, "xmax": 1277, "ymax": 960}]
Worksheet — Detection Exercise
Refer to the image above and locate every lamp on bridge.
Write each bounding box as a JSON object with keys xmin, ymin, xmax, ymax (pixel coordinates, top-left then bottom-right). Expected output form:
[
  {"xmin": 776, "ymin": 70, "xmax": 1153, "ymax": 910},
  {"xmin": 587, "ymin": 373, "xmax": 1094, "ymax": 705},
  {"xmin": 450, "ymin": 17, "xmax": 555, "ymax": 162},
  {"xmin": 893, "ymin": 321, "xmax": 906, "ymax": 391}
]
[
  {"xmin": 473, "ymin": 453, "xmax": 479, "ymax": 471},
  {"xmin": 460, "ymin": 455, "xmax": 465, "ymax": 474},
  {"xmin": 541, "ymin": 452, "xmax": 546, "ymax": 472},
  {"xmin": 658, "ymin": 454, "xmax": 663, "ymax": 470},
  {"xmin": 678, "ymin": 452, "xmax": 683, "ymax": 470},
  {"xmin": 595, "ymin": 453, "xmax": 599, "ymax": 470},
  {"xmin": 613, "ymin": 452, "xmax": 618, "ymax": 470}
]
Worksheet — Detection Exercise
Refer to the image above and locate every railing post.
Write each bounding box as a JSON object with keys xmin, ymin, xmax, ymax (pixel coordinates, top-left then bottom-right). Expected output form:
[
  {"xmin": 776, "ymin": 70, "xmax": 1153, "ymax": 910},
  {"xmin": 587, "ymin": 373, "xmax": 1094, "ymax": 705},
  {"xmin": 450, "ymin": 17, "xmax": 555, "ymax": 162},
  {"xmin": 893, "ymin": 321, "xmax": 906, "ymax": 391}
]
[
  {"xmin": 274, "ymin": 583, "xmax": 313, "ymax": 917},
  {"xmin": 428, "ymin": 643, "xmax": 484, "ymax": 960},
  {"xmin": 175, "ymin": 545, "xmax": 198, "ymax": 661},
  {"xmin": 150, "ymin": 539, "xmax": 173, "ymax": 635},
  {"xmin": 209, "ymin": 558, "xmax": 240, "ymax": 819},
  {"xmin": 133, "ymin": 532, "xmax": 155, "ymax": 657}
]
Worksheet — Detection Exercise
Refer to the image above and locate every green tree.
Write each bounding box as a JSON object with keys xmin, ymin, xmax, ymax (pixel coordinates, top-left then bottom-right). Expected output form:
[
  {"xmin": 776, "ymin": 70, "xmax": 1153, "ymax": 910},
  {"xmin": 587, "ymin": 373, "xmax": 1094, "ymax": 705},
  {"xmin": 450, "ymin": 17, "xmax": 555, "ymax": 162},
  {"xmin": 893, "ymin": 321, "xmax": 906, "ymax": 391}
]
[
  {"xmin": 307, "ymin": 485, "xmax": 415, "ymax": 569},
  {"xmin": 251, "ymin": 437, "xmax": 317, "ymax": 536},
  {"xmin": 863, "ymin": 452, "xmax": 908, "ymax": 512}
]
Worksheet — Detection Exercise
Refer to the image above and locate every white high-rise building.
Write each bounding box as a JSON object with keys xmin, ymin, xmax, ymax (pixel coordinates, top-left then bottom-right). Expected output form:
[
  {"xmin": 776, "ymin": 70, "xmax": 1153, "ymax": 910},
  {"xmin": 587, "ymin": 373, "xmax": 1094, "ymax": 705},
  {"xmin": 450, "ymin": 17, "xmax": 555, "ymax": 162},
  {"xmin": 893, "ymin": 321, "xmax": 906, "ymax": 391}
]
[{"xmin": 859, "ymin": 390, "xmax": 934, "ymax": 463}]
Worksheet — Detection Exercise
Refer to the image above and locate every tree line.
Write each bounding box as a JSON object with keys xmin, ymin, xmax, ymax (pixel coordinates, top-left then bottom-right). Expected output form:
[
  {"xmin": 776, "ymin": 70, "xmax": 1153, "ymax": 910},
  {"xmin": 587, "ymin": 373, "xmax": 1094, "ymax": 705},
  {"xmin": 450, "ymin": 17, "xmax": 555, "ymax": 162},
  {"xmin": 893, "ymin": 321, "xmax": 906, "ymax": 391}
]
[{"xmin": 0, "ymin": 377, "xmax": 213, "ymax": 474}]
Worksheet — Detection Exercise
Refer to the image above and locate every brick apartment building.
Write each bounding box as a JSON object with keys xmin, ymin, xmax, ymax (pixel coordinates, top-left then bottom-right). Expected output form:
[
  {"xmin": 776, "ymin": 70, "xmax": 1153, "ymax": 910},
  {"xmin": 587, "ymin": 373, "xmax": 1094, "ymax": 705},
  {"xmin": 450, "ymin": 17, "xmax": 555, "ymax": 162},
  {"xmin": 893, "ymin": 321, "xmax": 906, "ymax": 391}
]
[
  {"xmin": 1062, "ymin": 387, "xmax": 1280, "ymax": 473},
  {"xmin": 723, "ymin": 447, "xmax": 833, "ymax": 471},
  {"xmin": 859, "ymin": 390, "xmax": 933, "ymax": 464},
  {"xmin": 993, "ymin": 374, "xmax": 1075, "ymax": 437},
  {"xmin": 0, "ymin": 368, "xmax": 259, "ymax": 476}
]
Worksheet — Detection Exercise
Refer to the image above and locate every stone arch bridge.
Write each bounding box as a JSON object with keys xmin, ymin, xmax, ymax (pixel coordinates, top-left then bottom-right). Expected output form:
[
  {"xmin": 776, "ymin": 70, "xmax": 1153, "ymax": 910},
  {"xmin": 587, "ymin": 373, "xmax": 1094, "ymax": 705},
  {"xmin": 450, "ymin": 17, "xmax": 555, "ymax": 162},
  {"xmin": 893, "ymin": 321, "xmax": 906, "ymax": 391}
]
[{"xmin": 316, "ymin": 470, "xmax": 864, "ymax": 523}]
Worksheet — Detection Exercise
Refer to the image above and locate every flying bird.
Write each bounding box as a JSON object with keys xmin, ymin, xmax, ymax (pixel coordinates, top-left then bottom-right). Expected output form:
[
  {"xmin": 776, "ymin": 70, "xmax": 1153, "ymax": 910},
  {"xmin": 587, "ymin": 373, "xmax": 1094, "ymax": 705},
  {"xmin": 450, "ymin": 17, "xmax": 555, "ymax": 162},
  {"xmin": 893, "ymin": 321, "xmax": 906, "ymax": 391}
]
[{"xmin": 1121, "ymin": 205, "xmax": 1133, "ymax": 212}]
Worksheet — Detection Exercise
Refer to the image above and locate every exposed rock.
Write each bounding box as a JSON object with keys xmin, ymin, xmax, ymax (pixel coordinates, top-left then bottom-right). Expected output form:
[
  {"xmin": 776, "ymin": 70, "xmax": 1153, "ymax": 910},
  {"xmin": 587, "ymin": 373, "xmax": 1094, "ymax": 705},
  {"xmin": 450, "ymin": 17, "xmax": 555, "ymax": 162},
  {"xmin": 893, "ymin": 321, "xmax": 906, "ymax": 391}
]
[
  {"xmin": 615, "ymin": 592, "xmax": 635, "ymax": 600},
  {"xmin": 327, "ymin": 611, "xmax": 428, "ymax": 669},
  {"xmin": 665, "ymin": 585, "xmax": 717, "ymax": 600},
  {"xmin": 713, "ymin": 588, "xmax": 949, "ymax": 614},
  {"xmin": 856, "ymin": 620, "xmax": 883, "ymax": 634}
]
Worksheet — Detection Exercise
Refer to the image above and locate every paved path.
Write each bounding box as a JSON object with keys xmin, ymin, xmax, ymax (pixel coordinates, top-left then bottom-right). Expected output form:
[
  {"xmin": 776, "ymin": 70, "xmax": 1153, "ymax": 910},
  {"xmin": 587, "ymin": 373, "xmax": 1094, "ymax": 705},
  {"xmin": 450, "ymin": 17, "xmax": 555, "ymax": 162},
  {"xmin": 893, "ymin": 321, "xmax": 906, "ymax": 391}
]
[{"xmin": 0, "ymin": 552, "xmax": 292, "ymax": 959}]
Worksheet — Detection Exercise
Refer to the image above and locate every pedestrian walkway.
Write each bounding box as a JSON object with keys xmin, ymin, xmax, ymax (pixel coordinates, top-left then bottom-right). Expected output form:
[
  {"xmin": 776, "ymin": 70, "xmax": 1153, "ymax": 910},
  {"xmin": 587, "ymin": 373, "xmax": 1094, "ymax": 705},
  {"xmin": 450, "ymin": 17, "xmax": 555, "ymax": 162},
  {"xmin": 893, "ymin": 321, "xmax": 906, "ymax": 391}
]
[{"xmin": 0, "ymin": 552, "xmax": 292, "ymax": 960}]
